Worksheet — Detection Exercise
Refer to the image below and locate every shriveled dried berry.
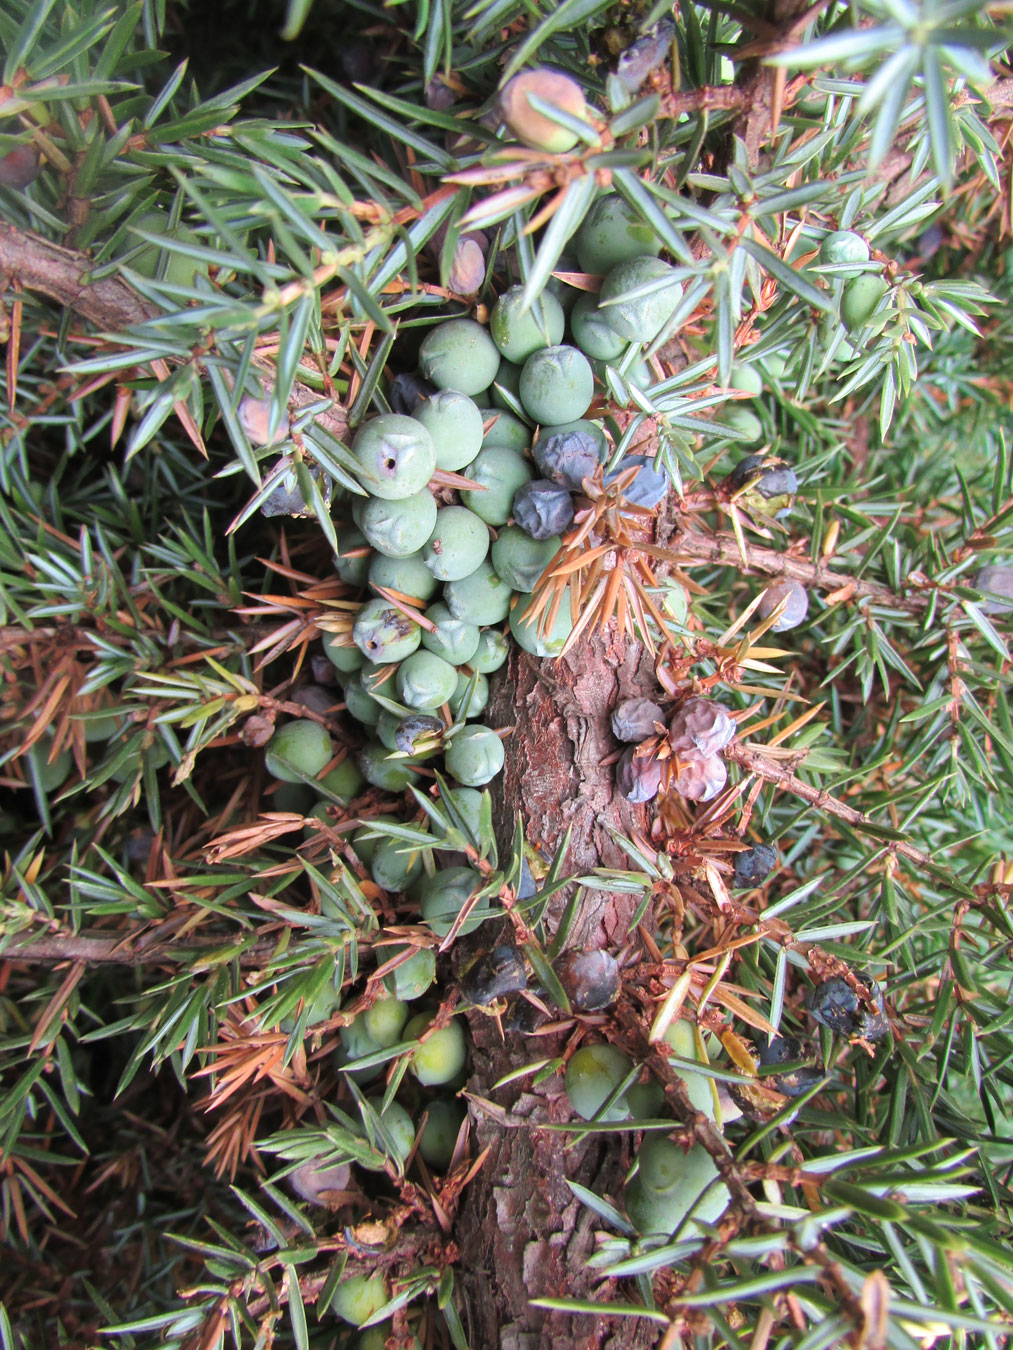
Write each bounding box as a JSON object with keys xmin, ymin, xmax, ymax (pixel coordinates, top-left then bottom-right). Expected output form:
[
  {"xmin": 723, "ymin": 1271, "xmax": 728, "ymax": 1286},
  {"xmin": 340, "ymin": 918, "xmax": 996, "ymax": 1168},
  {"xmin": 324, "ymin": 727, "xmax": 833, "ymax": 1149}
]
[
  {"xmin": 556, "ymin": 949, "xmax": 620, "ymax": 1011},
  {"xmin": 0, "ymin": 144, "xmax": 40, "ymax": 189},
  {"xmin": 394, "ymin": 714, "xmax": 445, "ymax": 755},
  {"xmin": 512, "ymin": 479, "xmax": 575, "ymax": 539},
  {"xmin": 614, "ymin": 20, "xmax": 675, "ymax": 93},
  {"xmin": 616, "ymin": 746, "xmax": 662, "ymax": 802},
  {"xmin": 460, "ymin": 944, "xmax": 527, "ymax": 1004},
  {"xmin": 807, "ymin": 976, "xmax": 887, "ymax": 1041},
  {"xmin": 669, "ymin": 697, "xmax": 736, "ymax": 757},
  {"xmin": 534, "ymin": 422, "xmax": 606, "ymax": 489},
  {"xmin": 733, "ymin": 843, "xmax": 778, "ymax": 888},
  {"xmin": 611, "ymin": 697, "xmax": 665, "ymax": 743},
  {"xmin": 670, "ymin": 753, "xmax": 727, "ymax": 802},
  {"xmin": 389, "ymin": 371, "xmax": 437, "ymax": 416}
]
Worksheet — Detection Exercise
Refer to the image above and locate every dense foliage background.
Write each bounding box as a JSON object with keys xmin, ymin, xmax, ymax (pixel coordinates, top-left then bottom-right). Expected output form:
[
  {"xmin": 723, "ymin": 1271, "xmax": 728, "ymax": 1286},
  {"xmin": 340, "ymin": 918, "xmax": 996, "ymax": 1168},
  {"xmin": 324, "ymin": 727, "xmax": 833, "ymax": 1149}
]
[{"xmin": 2, "ymin": 0, "xmax": 1013, "ymax": 1346}]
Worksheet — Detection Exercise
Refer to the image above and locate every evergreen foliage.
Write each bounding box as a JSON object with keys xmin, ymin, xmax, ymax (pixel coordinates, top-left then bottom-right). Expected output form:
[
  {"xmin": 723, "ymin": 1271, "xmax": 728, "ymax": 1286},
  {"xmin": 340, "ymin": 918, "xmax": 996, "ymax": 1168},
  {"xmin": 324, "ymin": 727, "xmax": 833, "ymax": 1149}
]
[{"xmin": 1, "ymin": 0, "xmax": 1013, "ymax": 1345}]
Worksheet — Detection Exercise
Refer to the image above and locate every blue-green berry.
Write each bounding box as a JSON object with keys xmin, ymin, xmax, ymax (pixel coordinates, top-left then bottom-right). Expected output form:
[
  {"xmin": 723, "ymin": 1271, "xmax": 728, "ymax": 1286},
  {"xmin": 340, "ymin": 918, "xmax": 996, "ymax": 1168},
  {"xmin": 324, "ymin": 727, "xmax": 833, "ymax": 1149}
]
[
  {"xmin": 443, "ymin": 561, "xmax": 515, "ymax": 625},
  {"xmin": 445, "ymin": 725, "xmax": 505, "ymax": 786},
  {"xmin": 353, "ymin": 599, "xmax": 421, "ymax": 664},
  {"xmin": 490, "ymin": 286, "xmax": 565, "ymax": 363},
  {"xmin": 396, "ymin": 650, "xmax": 459, "ymax": 710},
  {"xmin": 418, "ymin": 867, "xmax": 494, "ymax": 938},
  {"xmin": 449, "ymin": 670, "xmax": 489, "ymax": 719},
  {"xmin": 469, "ymin": 627, "xmax": 509, "ymax": 673},
  {"xmin": 569, "ymin": 290, "xmax": 627, "ymax": 361},
  {"xmin": 358, "ymin": 740, "xmax": 421, "ymax": 791},
  {"xmin": 478, "ymin": 407, "xmax": 532, "ymax": 452},
  {"xmin": 368, "ymin": 550, "xmax": 439, "ymax": 603},
  {"xmin": 334, "ymin": 524, "xmax": 372, "ymax": 587},
  {"xmin": 491, "ymin": 525, "xmax": 560, "ymax": 592},
  {"xmin": 423, "ymin": 505, "xmax": 490, "ymax": 581},
  {"xmin": 265, "ymin": 720, "xmax": 334, "ymax": 783},
  {"xmin": 509, "ymin": 587, "xmax": 574, "ymax": 656},
  {"xmin": 413, "ymin": 389, "xmax": 486, "ymax": 472},
  {"xmin": 575, "ymin": 194, "xmax": 662, "ymax": 275},
  {"xmin": 420, "ymin": 602, "xmax": 481, "ymax": 665},
  {"xmin": 519, "ymin": 345, "xmax": 594, "ymax": 425},
  {"xmin": 354, "ymin": 488, "xmax": 438, "ymax": 559},
  {"xmin": 462, "ymin": 447, "xmax": 533, "ymax": 526},
  {"xmin": 598, "ymin": 255, "xmax": 683, "ymax": 342},
  {"xmin": 419, "ymin": 319, "xmax": 500, "ymax": 397},
  {"xmin": 351, "ymin": 414, "xmax": 436, "ymax": 500}
]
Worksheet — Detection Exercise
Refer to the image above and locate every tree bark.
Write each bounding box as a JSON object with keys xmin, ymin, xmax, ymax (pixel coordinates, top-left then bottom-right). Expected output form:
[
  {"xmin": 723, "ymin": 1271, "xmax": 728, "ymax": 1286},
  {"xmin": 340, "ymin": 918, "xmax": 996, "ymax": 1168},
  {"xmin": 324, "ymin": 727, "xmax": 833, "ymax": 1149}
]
[{"xmin": 455, "ymin": 631, "xmax": 663, "ymax": 1348}]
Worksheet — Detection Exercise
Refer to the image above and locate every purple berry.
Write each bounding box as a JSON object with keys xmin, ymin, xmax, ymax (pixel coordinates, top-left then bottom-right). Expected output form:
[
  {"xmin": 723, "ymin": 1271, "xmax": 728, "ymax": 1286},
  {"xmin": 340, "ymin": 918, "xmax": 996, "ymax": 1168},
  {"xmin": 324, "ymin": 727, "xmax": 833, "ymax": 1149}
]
[
  {"xmin": 616, "ymin": 746, "xmax": 663, "ymax": 802},
  {"xmin": 668, "ymin": 698, "xmax": 736, "ymax": 757},
  {"xmin": 556, "ymin": 949, "xmax": 620, "ymax": 1011},
  {"xmin": 758, "ymin": 579, "xmax": 809, "ymax": 632},
  {"xmin": 670, "ymin": 754, "xmax": 727, "ymax": 802},
  {"xmin": 389, "ymin": 371, "xmax": 437, "ymax": 416},
  {"xmin": 611, "ymin": 697, "xmax": 665, "ymax": 743},
  {"xmin": 513, "ymin": 479, "xmax": 575, "ymax": 540}
]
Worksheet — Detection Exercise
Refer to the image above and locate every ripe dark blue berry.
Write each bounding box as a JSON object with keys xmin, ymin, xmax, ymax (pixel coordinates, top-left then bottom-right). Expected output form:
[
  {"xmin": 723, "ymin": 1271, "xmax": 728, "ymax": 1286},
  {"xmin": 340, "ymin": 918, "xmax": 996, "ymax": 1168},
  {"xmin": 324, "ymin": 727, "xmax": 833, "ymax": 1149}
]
[
  {"xmin": 556, "ymin": 949, "xmax": 620, "ymax": 1011},
  {"xmin": 389, "ymin": 372, "xmax": 437, "ymax": 416},
  {"xmin": 807, "ymin": 976, "xmax": 887, "ymax": 1041},
  {"xmin": 513, "ymin": 479, "xmax": 575, "ymax": 539},
  {"xmin": 534, "ymin": 423, "xmax": 605, "ymax": 489},
  {"xmin": 727, "ymin": 454, "xmax": 798, "ymax": 515},
  {"xmin": 395, "ymin": 714, "xmax": 445, "ymax": 754},
  {"xmin": 459, "ymin": 944, "xmax": 528, "ymax": 1004},
  {"xmin": 604, "ymin": 455, "xmax": 670, "ymax": 508},
  {"xmin": 733, "ymin": 843, "xmax": 778, "ymax": 888}
]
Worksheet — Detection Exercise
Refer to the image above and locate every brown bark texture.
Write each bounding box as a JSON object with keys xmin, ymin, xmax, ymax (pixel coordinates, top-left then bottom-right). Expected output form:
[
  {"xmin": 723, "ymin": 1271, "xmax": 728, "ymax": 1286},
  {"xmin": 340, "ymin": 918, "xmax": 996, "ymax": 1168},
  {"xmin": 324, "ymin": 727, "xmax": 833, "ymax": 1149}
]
[{"xmin": 455, "ymin": 634, "xmax": 662, "ymax": 1349}]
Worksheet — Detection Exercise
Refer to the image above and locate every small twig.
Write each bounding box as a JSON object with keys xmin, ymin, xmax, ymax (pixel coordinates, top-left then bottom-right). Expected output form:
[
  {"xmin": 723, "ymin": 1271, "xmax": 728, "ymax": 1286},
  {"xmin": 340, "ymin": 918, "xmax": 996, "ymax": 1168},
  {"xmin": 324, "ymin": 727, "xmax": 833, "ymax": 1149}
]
[
  {"xmin": 2, "ymin": 929, "xmax": 278, "ymax": 967},
  {"xmin": 672, "ymin": 529, "xmax": 928, "ymax": 613},
  {"xmin": 726, "ymin": 740, "xmax": 935, "ymax": 872}
]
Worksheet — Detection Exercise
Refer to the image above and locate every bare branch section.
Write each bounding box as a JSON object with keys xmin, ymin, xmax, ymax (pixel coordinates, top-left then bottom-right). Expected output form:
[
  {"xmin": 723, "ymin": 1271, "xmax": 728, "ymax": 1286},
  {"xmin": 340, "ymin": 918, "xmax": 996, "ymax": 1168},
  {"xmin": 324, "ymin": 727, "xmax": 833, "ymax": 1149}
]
[
  {"xmin": 727, "ymin": 740, "xmax": 935, "ymax": 871},
  {"xmin": 672, "ymin": 528, "xmax": 928, "ymax": 613},
  {"xmin": 0, "ymin": 223, "xmax": 160, "ymax": 329},
  {"xmin": 2, "ymin": 930, "xmax": 275, "ymax": 966}
]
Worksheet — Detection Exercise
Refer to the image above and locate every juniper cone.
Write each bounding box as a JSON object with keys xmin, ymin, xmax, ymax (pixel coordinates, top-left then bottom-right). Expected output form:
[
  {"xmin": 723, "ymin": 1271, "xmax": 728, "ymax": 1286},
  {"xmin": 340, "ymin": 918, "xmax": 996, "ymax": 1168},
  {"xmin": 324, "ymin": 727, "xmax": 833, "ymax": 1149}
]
[{"xmin": 5, "ymin": 3, "xmax": 1009, "ymax": 1348}]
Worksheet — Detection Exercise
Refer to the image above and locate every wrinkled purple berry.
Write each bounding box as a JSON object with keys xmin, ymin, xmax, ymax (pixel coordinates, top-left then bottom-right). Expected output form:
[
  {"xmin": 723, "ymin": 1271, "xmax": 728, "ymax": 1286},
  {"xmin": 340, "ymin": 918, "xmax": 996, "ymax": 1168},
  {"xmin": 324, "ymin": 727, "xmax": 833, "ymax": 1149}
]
[
  {"xmin": 604, "ymin": 454, "xmax": 670, "ymax": 508},
  {"xmin": 513, "ymin": 479, "xmax": 575, "ymax": 540},
  {"xmin": 733, "ymin": 843, "xmax": 778, "ymax": 888},
  {"xmin": 758, "ymin": 579, "xmax": 809, "ymax": 632},
  {"xmin": 756, "ymin": 1037, "xmax": 824, "ymax": 1097},
  {"xmin": 611, "ymin": 697, "xmax": 665, "ymax": 743},
  {"xmin": 556, "ymin": 949, "xmax": 620, "ymax": 1011},
  {"xmin": 670, "ymin": 753, "xmax": 727, "ymax": 802},
  {"xmin": 669, "ymin": 697, "xmax": 736, "ymax": 757},
  {"xmin": 616, "ymin": 746, "xmax": 663, "ymax": 802},
  {"xmin": 535, "ymin": 427, "xmax": 602, "ymax": 490},
  {"xmin": 389, "ymin": 371, "xmax": 437, "ymax": 416}
]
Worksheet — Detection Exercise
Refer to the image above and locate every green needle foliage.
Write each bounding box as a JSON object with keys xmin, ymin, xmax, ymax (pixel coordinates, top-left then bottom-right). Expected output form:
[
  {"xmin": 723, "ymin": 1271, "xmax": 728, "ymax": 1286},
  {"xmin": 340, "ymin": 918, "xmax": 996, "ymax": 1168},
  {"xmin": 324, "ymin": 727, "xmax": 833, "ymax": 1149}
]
[{"xmin": 1, "ymin": 0, "xmax": 1013, "ymax": 1346}]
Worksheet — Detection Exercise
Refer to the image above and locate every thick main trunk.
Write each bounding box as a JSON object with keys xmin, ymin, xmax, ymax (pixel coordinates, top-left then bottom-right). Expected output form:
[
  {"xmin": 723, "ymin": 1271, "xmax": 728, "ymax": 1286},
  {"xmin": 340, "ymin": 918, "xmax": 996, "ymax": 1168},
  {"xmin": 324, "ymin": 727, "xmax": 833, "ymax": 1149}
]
[{"xmin": 456, "ymin": 631, "xmax": 662, "ymax": 1348}]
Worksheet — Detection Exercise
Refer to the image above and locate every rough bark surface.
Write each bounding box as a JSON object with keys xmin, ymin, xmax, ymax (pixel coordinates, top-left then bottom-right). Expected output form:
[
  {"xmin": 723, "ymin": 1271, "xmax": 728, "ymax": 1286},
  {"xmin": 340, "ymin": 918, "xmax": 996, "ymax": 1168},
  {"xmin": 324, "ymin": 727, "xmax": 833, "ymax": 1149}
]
[{"xmin": 456, "ymin": 629, "xmax": 664, "ymax": 1348}]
